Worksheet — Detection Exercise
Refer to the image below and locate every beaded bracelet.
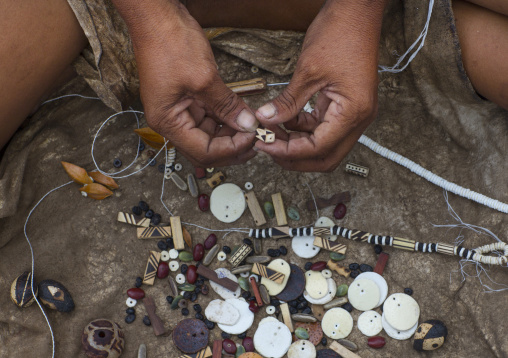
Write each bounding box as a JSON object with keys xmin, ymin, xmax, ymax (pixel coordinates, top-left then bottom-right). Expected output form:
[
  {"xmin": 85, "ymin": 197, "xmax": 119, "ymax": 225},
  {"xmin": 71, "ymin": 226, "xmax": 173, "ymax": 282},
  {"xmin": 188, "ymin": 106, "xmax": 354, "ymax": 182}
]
[{"xmin": 247, "ymin": 225, "xmax": 508, "ymax": 266}]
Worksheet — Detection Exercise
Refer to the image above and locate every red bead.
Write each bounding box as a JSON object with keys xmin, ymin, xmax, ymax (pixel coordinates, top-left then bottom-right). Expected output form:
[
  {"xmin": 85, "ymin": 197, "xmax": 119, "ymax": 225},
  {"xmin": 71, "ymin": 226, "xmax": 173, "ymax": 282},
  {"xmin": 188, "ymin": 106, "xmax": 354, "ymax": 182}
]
[
  {"xmin": 198, "ymin": 194, "xmax": 210, "ymax": 212},
  {"xmin": 222, "ymin": 339, "xmax": 237, "ymax": 354},
  {"xmin": 195, "ymin": 167, "xmax": 206, "ymax": 179},
  {"xmin": 242, "ymin": 337, "xmax": 254, "ymax": 352},
  {"xmin": 334, "ymin": 203, "xmax": 347, "ymax": 219},
  {"xmin": 204, "ymin": 234, "xmax": 217, "ymax": 250},
  {"xmin": 248, "ymin": 300, "xmax": 260, "ymax": 313},
  {"xmin": 187, "ymin": 265, "xmax": 197, "ymax": 284},
  {"xmin": 193, "ymin": 244, "xmax": 204, "ymax": 261},
  {"xmin": 157, "ymin": 262, "xmax": 169, "ymax": 279},
  {"xmin": 311, "ymin": 261, "xmax": 327, "ymax": 271},
  {"xmin": 367, "ymin": 336, "xmax": 386, "ymax": 349},
  {"xmin": 127, "ymin": 288, "xmax": 145, "ymax": 300}
]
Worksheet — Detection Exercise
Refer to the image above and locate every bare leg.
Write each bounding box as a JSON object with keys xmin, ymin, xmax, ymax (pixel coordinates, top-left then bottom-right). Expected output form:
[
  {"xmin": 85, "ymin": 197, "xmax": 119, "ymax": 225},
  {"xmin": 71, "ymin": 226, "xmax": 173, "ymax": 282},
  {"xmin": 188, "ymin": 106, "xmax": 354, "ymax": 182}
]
[
  {"xmin": 0, "ymin": 0, "xmax": 87, "ymax": 149},
  {"xmin": 453, "ymin": 0, "xmax": 508, "ymax": 110}
]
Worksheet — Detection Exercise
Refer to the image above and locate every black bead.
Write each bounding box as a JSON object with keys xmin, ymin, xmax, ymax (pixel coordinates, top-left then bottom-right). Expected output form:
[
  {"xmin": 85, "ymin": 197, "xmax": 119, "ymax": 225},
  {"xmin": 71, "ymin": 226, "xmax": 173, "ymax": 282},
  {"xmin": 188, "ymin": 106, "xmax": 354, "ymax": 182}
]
[
  {"xmin": 350, "ymin": 270, "xmax": 360, "ymax": 279},
  {"xmin": 193, "ymin": 304, "xmax": 202, "ymax": 312},
  {"xmin": 360, "ymin": 264, "xmax": 373, "ymax": 272},
  {"xmin": 126, "ymin": 307, "xmax": 135, "ymax": 314},
  {"xmin": 374, "ymin": 245, "xmax": 383, "ymax": 254},
  {"xmin": 297, "ymin": 295, "xmax": 307, "ymax": 302},
  {"xmin": 148, "ymin": 158, "xmax": 156, "ymax": 166},
  {"xmin": 166, "ymin": 237, "xmax": 174, "ymax": 249},
  {"xmin": 125, "ymin": 314, "xmax": 136, "ymax": 324},
  {"xmin": 181, "ymin": 264, "xmax": 188, "ymax": 274},
  {"xmin": 237, "ymin": 332, "xmax": 247, "ymax": 339},
  {"xmin": 321, "ymin": 337, "xmax": 328, "ymax": 346},
  {"xmin": 288, "ymin": 300, "xmax": 298, "ymax": 308},
  {"xmin": 151, "ymin": 214, "xmax": 161, "ymax": 225},
  {"xmin": 289, "ymin": 306, "xmax": 298, "ymax": 314},
  {"xmin": 267, "ymin": 249, "xmax": 280, "ymax": 258},
  {"xmin": 243, "ymin": 238, "xmax": 253, "ymax": 246},
  {"xmin": 132, "ymin": 206, "xmax": 142, "ymax": 216},
  {"xmin": 301, "ymin": 307, "xmax": 312, "ymax": 314},
  {"xmin": 143, "ymin": 315, "xmax": 151, "ymax": 326},
  {"xmin": 221, "ymin": 332, "xmax": 232, "ymax": 339},
  {"xmin": 181, "ymin": 308, "xmax": 189, "ymax": 316},
  {"xmin": 166, "ymin": 296, "xmax": 174, "ymax": 304},
  {"xmin": 349, "ymin": 263, "xmax": 360, "ymax": 271},
  {"xmin": 242, "ymin": 291, "xmax": 251, "ymax": 299},
  {"xmin": 304, "ymin": 262, "xmax": 313, "ymax": 271},
  {"xmin": 139, "ymin": 201, "xmax": 149, "ymax": 212},
  {"xmin": 135, "ymin": 277, "xmax": 143, "ymax": 288},
  {"xmin": 194, "ymin": 287, "xmax": 201, "ymax": 294},
  {"xmin": 157, "ymin": 240, "xmax": 168, "ymax": 251},
  {"xmin": 190, "ymin": 293, "xmax": 198, "ymax": 302},
  {"xmin": 145, "ymin": 209, "xmax": 154, "ymax": 218},
  {"xmin": 270, "ymin": 298, "xmax": 280, "ymax": 306},
  {"xmin": 158, "ymin": 164, "xmax": 165, "ymax": 173},
  {"xmin": 341, "ymin": 302, "xmax": 353, "ymax": 313},
  {"xmin": 195, "ymin": 313, "xmax": 204, "ymax": 320},
  {"xmin": 196, "ymin": 279, "xmax": 204, "ymax": 287},
  {"xmin": 113, "ymin": 159, "xmax": 122, "ymax": 168},
  {"xmin": 183, "ymin": 291, "xmax": 192, "ymax": 300},
  {"xmin": 278, "ymin": 246, "xmax": 288, "ymax": 255},
  {"xmin": 138, "ymin": 142, "xmax": 145, "ymax": 152},
  {"xmin": 297, "ymin": 301, "xmax": 308, "ymax": 310},
  {"xmin": 204, "ymin": 319, "xmax": 215, "ymax": 330},
  {"xmin": 222, "ymin": 246, "xmax": 231, "ymax": 254},
  {"xmin": 404, "ymin": 287, "xmax": 414, "ymax": 296}
]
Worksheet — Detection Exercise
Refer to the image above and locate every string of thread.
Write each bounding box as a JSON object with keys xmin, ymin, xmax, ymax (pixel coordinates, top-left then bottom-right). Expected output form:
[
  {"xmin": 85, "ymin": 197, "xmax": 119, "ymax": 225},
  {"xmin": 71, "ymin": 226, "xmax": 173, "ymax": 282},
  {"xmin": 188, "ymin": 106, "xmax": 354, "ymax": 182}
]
[{"xmin": 305, "ymin": 182, "xmax": 320, "ymax": 221}]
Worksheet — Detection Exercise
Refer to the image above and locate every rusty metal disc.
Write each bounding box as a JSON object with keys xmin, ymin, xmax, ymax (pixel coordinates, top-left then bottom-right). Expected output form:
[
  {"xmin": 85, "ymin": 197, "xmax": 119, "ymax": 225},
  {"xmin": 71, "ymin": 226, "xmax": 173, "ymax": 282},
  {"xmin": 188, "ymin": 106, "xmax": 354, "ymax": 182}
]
[
  {"xmin": 172, "ymin": 318, "xmax": 209, "ymax": 354},
  {"xmin": 275, "ymin": 264, "xmax": 305, "ymax": 302}
]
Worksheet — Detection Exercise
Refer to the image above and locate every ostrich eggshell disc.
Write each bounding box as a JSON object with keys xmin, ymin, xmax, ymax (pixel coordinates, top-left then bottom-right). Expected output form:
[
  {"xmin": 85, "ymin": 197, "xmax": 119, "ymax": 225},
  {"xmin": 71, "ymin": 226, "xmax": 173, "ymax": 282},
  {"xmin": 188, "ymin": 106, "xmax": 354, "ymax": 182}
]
[
  {"xmin": 210, "ymin": 183, "xmax": 246, "ymax": 223},
  {"xmin": 259, "ymin": 317, "xmax": 279, "ymax": 326},
  {"xmin": 305, "ymin": 271, "xmax": 329, "ymax": 299},
  {"xmin": 304, "ymin": 278, "xmax": 336, "ymax": 305},
  {"xmin": 315, "ymin": 217, "xmax": 337, "ymax": 241},
  {"xmin": 288, "ymin": 340, "xmax": 317, "ymax": 358},
  {"xmin": 382, "ymin": 312, "xmax": 418, "ymax": 340},
  {"xmin": 261, "ymin": 259, "xmax": 291, "ymax": 296},
  {"xmin": 357, "ymin": 310, "xmax": 383, "ymax": 337},
  {"xmin": 253, "ymin": 320, "xmax": 292, "ymax": 358},
  {"xmin": 292, "ymin": 236, "xmax": 321, "ymax": 259},
  {"xmin": 383, "ymin": 293, "xmax": 420, "ymax": 331},
  {"xmin": 321, "ymin": 308, "xmax": 353, "ymax": 339},
  {"xmin": 218, "ymin": 298, "xmax": 254, "ymax": 334},
  {"xmin": 210, "ymin": 268, "xmax": 241, "ymax": 300},
  {"xmin": 347, "ymin": 279, "xmax": 380, "ymax": 311},
  {"xmin": 205, "ymin": 299, "xmax": 240, "ymax": 325},
  {"xmin": 355, "ymin": 272, "xmax": 388, "ymax": 307}
]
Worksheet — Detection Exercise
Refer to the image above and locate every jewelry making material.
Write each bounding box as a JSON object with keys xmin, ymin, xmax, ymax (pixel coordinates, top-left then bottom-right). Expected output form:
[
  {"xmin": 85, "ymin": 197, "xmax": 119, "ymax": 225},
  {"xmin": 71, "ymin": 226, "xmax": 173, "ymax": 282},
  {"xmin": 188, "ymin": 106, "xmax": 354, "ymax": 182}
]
[
  {"xmin": 117, "ymin": 212, "xmax": 150, "ymax": 227},
  {"xmin": 251, "ymin": 263, "xmax": 285, "ymax": 284},
  {"xmin": 136, "ymin": 226, "xmax": 172, "ymax": 239},
  {"xmin": 142, "ymin": 251, "xmax": 160, "ymax": 285},
  {"xmin": 206, "ymin": 171, "xmax": 225, "ymax": 188},
  {"xmin": 170, "ymin": 216, "xmax": 185, "ymax": 250},
  {"xmin": 82, "ymin": 319, "xmax": 125, "ymax": 358},
  {"xmin": 345, "ymin": 163, "xmax": 369, "ymax": 178},
  {"xmin": 280, "ymin": 303, "xmax": 294, "ymax": 332},
  {"xmin": 244, "ymin": 191, "xmax": 266, "ymax": 226},
  {"xmin": 255, "ymin": 128, "xmax": 275, "ymax": 143},
  {"xmin": 228, "ymin": 244, "xmax": 252, "ymax": 267},
  {"xmin": 11, "ymin": 271, "xmax": 37, "ymax": 308},
  {"xmin": 271, "ymin": 192, "xmax": 287, "ymax": 226},
  {"xmin": 210, "ymin": 183, "xmax": 246, "ymax": 223},
  {"xmin": 142, "ymin": 296, "xmax": 166, "ymax": 336},
  {"xmin": 196, "ymin": 265, "xmax": 239, "ymax": 293}
]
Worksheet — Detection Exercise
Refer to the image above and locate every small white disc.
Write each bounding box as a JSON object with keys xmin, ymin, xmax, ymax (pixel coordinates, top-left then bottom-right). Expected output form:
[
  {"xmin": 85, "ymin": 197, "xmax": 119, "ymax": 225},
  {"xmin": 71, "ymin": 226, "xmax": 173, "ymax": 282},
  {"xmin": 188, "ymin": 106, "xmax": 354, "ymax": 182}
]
[
  {"xmin": 217, "ymin": 251, "xmax": 227, "ymax": 261},
  {"xmin": 254, "ymin": 320, "xmax": 292, "ymax": 358},
  {"xmin": 357, "ymin": 310, "xmax": 383, "ymax": 337},
  {"xmin": 355, "ymin": 272, "xmax": 388, "ymax": 308},
  {"xmin": 210, "ymin": 183, "xmax": 246, "ymax": 223},
  {"xmin": 174, "ymin": 163, "xmax": 182, "ymax": 171},
  {"xmin": 245, "ymin": 182, "xmax": 253, "ymax": 190},
  {"xmin": 206, "ymin": 167, "xmax": 215, "ymax": 173},
  {"xmin": 321, "ymin": 269, "xmax": 332, "ymax": 279},
  {"xmin": 175, "ymin": 274, "xmax": 185, "ymax": 284},
  {"xmin": 382, "ymin": 312, "xmax": 418, "ymax": 340},
  {"xmin": 169, "ymin": 249, "xmax": 179, "ymax": 259},
  {"xmin": 249, "ymin": 274, "xmax": 259, "ymax": 282},
  {"xmin": 292, "ymin": 236, "xmax": 321, "ymax": 259},
  {"xmin": 218, "ymin": 298, "xmax": 255, "ymax": 334},
  {"xmin": 169, "ymin": 260, "xmax": 179, "ymax": 272},
  {"xmin": 126, "ymin": 297, "xmax": 137, "ymax": 307},
  {"xmin": 160, "ymin": 250, "xmax": 170, "ymax": 262},
  {"xmin": 321, "ymin": 307, "xmax": 353, "ymax": 339},
  {"xmin": 347, "ymin": 278, "xmax": 380, "ymax": 311},
  {"xmin": 304, "ymin": 278, "xmax": 336, "ymax": 305},
  {"xmin": 266, "ymin": 305, "xmax": 276, "ymax": 315},
  {"xmin": 240, "ymin": 271, "xmax": 250, "ymax": 278},
  {"xmin": 315, "ymin": 216, "xmax": 338, "ymax": 241},
  {"xmin": 383, "ymin": 293, "xmax": 420, "ymax": 331}
]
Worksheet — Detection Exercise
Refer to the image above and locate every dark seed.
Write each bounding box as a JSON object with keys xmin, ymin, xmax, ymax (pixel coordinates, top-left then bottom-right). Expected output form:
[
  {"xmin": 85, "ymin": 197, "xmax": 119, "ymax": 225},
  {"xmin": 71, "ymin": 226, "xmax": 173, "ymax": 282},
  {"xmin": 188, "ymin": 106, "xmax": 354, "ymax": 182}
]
[
  {"xmin": 237, "ymin": 332, "xmax": 247, "ymax": 339},
  {"xmin": 135, "ymin": 277, "xmax": 142, "ymax": 288},
  {"xmin": 113, "ymin": 159, "xmax": 122, "ymax": 168},
  {"xmin": 243, "ymin": 238, "xmax": 253, "ymax": 246},
  {"xmin": 304, "ymin": 262, "xmax": 313, "ymax": 271},
  {"xmin": 143, "ymin": 315, "xmax": 151, "ymax": 326},
  {"xmin": 298, "ymin": 295, "xmax": 306, "ymax": 302},
  {"xmin": 138, "ymin": 142, "xmax": 145, "ymax": 151},
  {"xmin": 204, "ymin": 234, "xmax": 217, "ymax": 250},
  {"xmin": 297, "ymin": 301, "xmax": 308, "ymax": 310},
  {"xmin": 126, "ymin": 307, "xmax": 135, "ymax": 314},
  {"xmin": 404, "ymin": 287, "xmax": 413, "ymax": 296},
  {"xmin": 223, "ymin": 339, "xmax": 237, "ymax": 354},
  {"xmin": 166, "ymin": 296, "xmax": 174, "ymax": 304},
  {"xmin": 145, "ymin": 209, "xmax": 154, "ymax": 218},
  {"xmin": 157, "ymin": 240, "xmax": 168, "ymax": 251},
  {"xmin": 223, "ymin": 246, "xmax": 231, "ymax": 254},
  {"xmin": 158, "ymin": 164, "xmax": 165, "ymax": 173},
  {"xmin": 183, "ymin": 291, "xmax": 192, "ymax": 300},
  {"xmin": 195, "ymin": 313, "xmax": 204, "ymax": 320},
  {"xmin": 166, "ymin": 237, "xmax": 174, "ymax": 249},
  {"xmin": 204, "ymin": 319, "xmax": 215, "ymax": 330},
  {"xmin": 181, "ymin": 308, "xmax": 189, "ymax": 316},
  {"xmin": 289, "ymin": 306, "xmax": 298, "ymax": 314},
  {"xmin": 350, "ymin": 270, "xmax": 360, "ymax": 279},
  {"xmin": 349, "ymin": 263, "xmax": 359, "ymax": 271},
  {"xmin": 125, "ymin": 314, "xmax": 136, "ymax": 324},
  {"xmin": 181, "ymin": 264, "xmax": 188, "ymax": 274},
  {"xmin": 302, "ymin": 307, "xmax": 312, "ymax": 314},
  {"xmin": 242, "ymin": 291, "xmax": 251, "ymax": 299},
  {"xmin": 267, "ymin": 249, "xmax": 280, "ymax": 257},
  {"xmin": 321, "ymin": 337, "xmax": 328, "ymax": 346},
  {"xmin": 222, "ymin": 332, "xmax": 232, "ymax": 339},
  {"xmin": 193, "ymin": 304, "xmax": 202, "ymax": 312},
  {"xmin": 151, "ymin": 214, "xmax": 161, "ymax": 225},
  {"xmin": 198, "ymin": 194, "xmax": 210, "ymax": 212},
  {"xmin": 132, "ymin": 206, "xmax": 142, "ymax": 216},
  {"xmin": 201, "ymin": 285, "xmax": 209, "ymax": 295},
  {"xmin": 333, "ymin": 203, "xmax": 347, "ymax": 219},
  {"xmin": 374, "ymin": 245, "xmax": 383, "ymax": 254},
  {"xmin": 270, "ymin": 298, "xmax": 280, "ymax": 306},
  {"xmin": 360, "ymin": 264, "xmax": 373, "ymax": 272},
  {"xmin": 190, "ymin": 293, "xmax": 198, "ymax": 302},
  {"xmin": 138, "ymin": 201, "xmax": 149, "ymax": 211},
  {"xmin": 289, "ymin": 300, "xmax": 298, "ymax": 308},
  {"xmin": 279, "ymin": 246, "xmax": 288, "ymax": 255},
  {"xmin": 342, "ymin": 302, "xmax": 353, "ymax": 312}
]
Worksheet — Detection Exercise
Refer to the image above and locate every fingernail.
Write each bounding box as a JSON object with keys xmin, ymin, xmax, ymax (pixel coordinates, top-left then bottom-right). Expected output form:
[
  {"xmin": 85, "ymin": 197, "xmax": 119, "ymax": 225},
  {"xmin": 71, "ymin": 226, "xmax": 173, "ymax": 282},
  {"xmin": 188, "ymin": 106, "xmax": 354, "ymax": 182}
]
[
  {"xmin": 257, "ymin": 103, "xmax": 276, "ymax": 119},
  {"xmin": 236, "ymin": 110, "xmax": 258, "ymax": 132}
]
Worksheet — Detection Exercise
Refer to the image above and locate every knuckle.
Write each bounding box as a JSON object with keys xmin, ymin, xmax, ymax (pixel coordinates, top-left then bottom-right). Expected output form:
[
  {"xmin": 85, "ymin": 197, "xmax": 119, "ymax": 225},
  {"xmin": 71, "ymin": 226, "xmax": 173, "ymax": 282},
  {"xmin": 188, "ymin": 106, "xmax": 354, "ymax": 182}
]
[
  {"xmin": 212, "ymin": 91, "xmax": 240, "ymax": 121},
  {"xmin": 276, "ymin": 90, "xmax": 299, "ymax": 113}
]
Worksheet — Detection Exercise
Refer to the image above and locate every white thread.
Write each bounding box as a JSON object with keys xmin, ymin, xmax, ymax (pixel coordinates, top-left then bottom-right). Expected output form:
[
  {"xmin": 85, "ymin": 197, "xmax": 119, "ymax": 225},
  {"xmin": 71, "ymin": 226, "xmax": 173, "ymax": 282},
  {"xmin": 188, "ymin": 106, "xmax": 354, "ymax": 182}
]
[
  {"xmin": 41, "ymin": 94, "xmax": 100, "ymax": 106},
  {"xmin": 358, "ymin": 135, "xmax": 508, "ymax": 213},
  {"xmin": 24, "ymin": 181, "xmax": 72, "ymax": 358},
  {"xmin": 304, "ymin": 182, "xmax": 319, "ymax": 221}
]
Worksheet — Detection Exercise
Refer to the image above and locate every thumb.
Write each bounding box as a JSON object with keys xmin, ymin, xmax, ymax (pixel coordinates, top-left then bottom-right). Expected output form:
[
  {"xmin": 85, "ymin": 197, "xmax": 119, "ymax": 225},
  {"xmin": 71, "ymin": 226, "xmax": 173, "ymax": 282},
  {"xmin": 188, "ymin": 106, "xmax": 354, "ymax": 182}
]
[
  {"xmin": 200, "ymin": 78, "xmax": 259, "ymax": 133},
  {"xmin": 255, "ymin": 74, "xmax": 320, "ymax": 125}
]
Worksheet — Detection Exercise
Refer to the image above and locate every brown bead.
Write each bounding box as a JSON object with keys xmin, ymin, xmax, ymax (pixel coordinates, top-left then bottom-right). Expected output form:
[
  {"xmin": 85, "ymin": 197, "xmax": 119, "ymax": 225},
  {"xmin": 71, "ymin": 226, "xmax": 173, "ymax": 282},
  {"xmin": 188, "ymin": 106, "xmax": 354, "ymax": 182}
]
[
  {"xmin": 311, "ymin": 261, "xmax": 327, "ymax": 271},
  {"xmin": 223, "ymin": 339, "xmax": 237, "ymax": 354},
  {"xmin": 193, "ymin": 244, "xmax": 204, "ymax": 261},
  {"xmin": 204, "ymin": 234, "xmax": 217, "ymax": 250},
  {"xmin": 157, "ymin": 262, "xmax": 169, "ymax": 279},
  {"xmin": 127, "ymin": 288, "xmax": 145, "ymax": 300},
  {"xmin": 82, "ymin": 319, "xmax": 124, "ymax": 358},
  {"xmin": 367, "ymin": 336, "xmax": 386, "ymax": 349},
  {"xmin": 333, "ymin": 203, "xmax": 347, "ymax": 219},
  {"xmin": 243, "ymin": 337, "xmax": 254, "ymax": 352},
  {"xmin": 201, "ymin": 284, "xmax": 209, "ymax": 295},
  {"xmin": 198, "ymin": 194, "xmax": 210, "ymax": 212},
  {"xmin": 187, "ymin": 265, "xmax": 198, "ymax": 284}
]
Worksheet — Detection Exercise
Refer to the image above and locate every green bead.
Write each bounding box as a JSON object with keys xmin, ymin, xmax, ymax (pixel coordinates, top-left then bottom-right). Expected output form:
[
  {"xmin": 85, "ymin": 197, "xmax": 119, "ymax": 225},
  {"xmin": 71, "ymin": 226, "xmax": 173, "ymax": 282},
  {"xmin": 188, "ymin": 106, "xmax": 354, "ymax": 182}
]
[
  {"xmin": 231, "ymin": 245, "xmax": 240, "ymax": 257},
  {"xmin": 238, "ymin": 277, "xmax": 250, "ymax": 291},
  {"xmin": 295, "ymin": 327, "xmax": 310, "ymax": 340},
  {"xmin": 178, "ymin": 251, "xmax": 193, "ymax": 262},
  {"xmin": 287, "ymin": 206, "xmax": 300, "ymax": 221},
  {"xmin": 330, "ymin": 252, "xmax": 346, "ymax": 261},
  {"xmin": 264, "ymin": 201, "xmax": 275, "ymax": 218},
  {"xmin": 171, "ymin": 295, "xmax": 183, "ymax": 310},
  {"xmin": 235, "ymin": 346, "xmax": 246, "ymax": 357},
  {"xmin": 336, "ymin": 284, "xmax": 348, "ymax": 297},
  {"xmin": 178, "ymin": 283, "xmax": 196, "ymax": 292}
]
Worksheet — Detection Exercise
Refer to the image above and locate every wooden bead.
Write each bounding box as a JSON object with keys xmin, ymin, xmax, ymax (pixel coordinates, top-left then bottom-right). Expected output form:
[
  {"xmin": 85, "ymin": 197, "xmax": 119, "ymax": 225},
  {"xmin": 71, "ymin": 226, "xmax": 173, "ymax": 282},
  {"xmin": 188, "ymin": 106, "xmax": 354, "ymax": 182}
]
[
  {"xmin": 82, "ymin": 319, "xmax": 125, "ymax": 358},
  {"xmin": 11, "ymin": 271, "xmax": 37, "ymax": 308},
  {"xmin": 38, "ymin": 279, "xmax": 74, "ymax": 312}
]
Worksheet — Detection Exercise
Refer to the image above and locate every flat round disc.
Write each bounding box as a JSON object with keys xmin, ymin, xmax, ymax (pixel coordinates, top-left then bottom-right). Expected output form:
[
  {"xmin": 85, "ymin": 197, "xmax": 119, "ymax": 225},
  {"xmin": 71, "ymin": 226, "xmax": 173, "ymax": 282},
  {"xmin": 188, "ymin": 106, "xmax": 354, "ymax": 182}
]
[
  {"xmin": 357, "ymin": 310, "xmax": 383, "ymax": 337},
  {"xmin": 288, "ymin": 340, "xmax": 316, "ymax": 358},
  {"xmin": 305, "ymin": 271, "xmax": 329, "ymax": 299},
  {"xmin": 276, "ymin": 264, "xmax": 305, "ymax": 302},
  {"xmin": 355, "ymin": 272, "xmax": 388, "ymax": 307},
  {"xmin": 210, "ymin": 183, "xmax": 246, "ymax": 223},
  {"xmin": 304, "ymin": 278, "xmax": 336, "ymax": 305},
  {"xmin": 217, "ymin": 298, "xmax": 254, "ymax": 334},
  {"xmin": 292, "ymin": 236, "xmax": 321, "ymax": 259},
  {"xmin": 383, "ymin": 293, "xmax": 420, "ymax": 331},
  {"xmin": 382, "ymin": 312, "xmax": 418, "ymax": 340},
  {"xmin": 347, "ymin": 278, "xmax": 380, "ymax": 311},
  {"xmin": 253, "ymin": 320, "xmax": 292, "ymax": 358},
  {"xmin": 321, "ymin": 308, "xmax": 353, "ymax": 339},
  {"xmin": 172, "ymin": 319, "xmax": 209, "ymax": 353}
]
